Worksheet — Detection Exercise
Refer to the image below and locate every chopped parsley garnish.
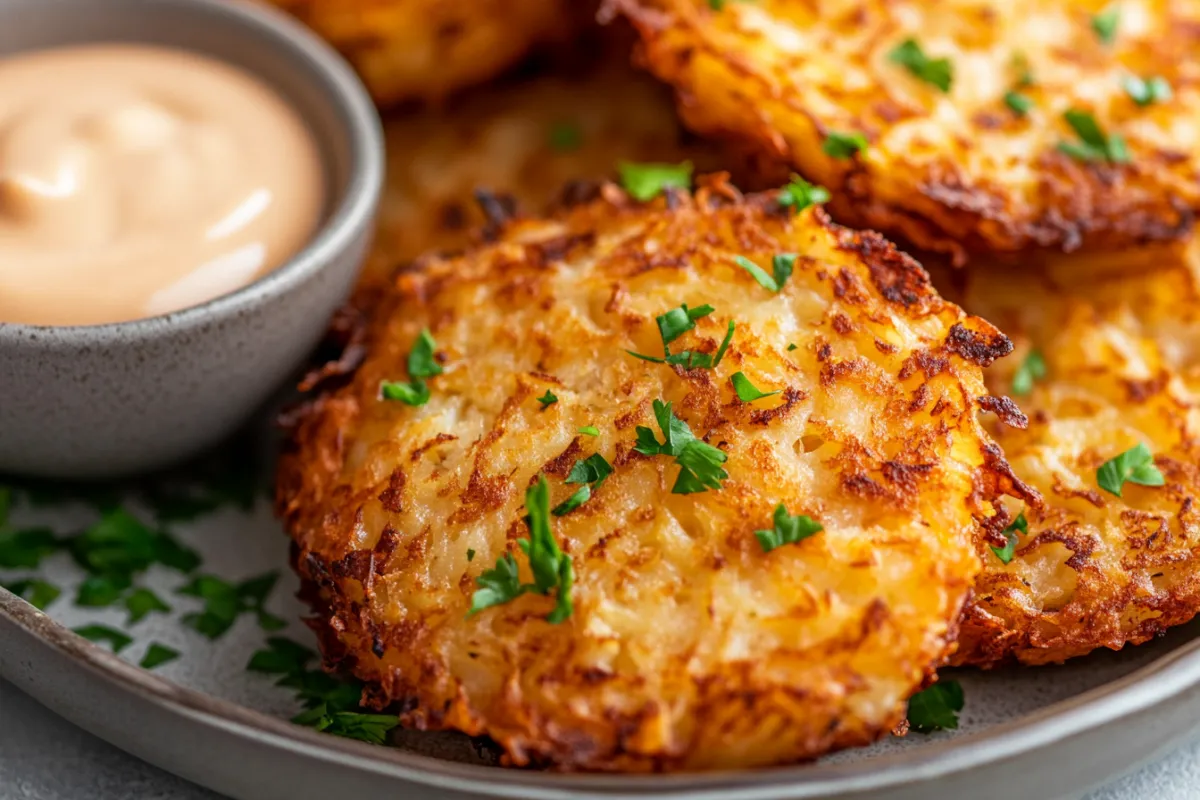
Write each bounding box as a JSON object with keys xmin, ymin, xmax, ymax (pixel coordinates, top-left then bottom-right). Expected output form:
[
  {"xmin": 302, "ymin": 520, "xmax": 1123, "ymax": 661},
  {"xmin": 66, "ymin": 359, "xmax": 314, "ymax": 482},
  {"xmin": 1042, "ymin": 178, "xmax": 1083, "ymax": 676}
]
[
  {"xmin": 627, "ymin": 303, "xmax": 731, "ymax": 369},
  {"xmin": 293, "ymin": 707, "xmax": 400, "ymax": 745},
  {"xmin": 1004, "ymin": 91, "xmax": 1034, "ymax": 116},
  {"xmin": 537, "ymin": 390, "xmax": 559, "ymax": 408},
  {"xmin": 381, "ymin": 380, "xmax": 429, "ymax": 406},
  {"xmin": 0, "ymin": 527, "xmax": 60, "ymax": 569},
  {"xmin": 907, "ymin": 680, "xmax": 965, "ymax": 733},
  {"xmin": 1097, "ymin": 443, "xmax": 1164, "ymax": 497},
  {"xmin": 3, "ymin": 578, "xmax": 60, "ymax": 610},
  {"xmin": 778, "ymin": 174, "xmax": 830, "ymax": 213},
  {"xmin": 70, "ymin": 508, "xmax": 198, "ymax": 578},
  {"xmin": 755, "ymin": 503, "xmax": 823, "ymax": 553},
  {"xmin": 991, "ymin": 512, "xmax": 1028, "ymax": 564},
  {"xmin": 247, "ymin": 637, "xmax": 400, "ymax": 745},
  {"xmin": 659, "ymin": 303, "xmax": 715, "ymax": 346},
  {"xmin": 731, "ymin": 372, "xmax": 780, "ymax": 402},
  {"xmin": 579, "ymin": 426, "xmax": 600, "ymax": 437},
  {"xmin": 381, "ymin": 328, "xmax": 442, "ymax": 407},
  {"xmin": 470, "ymin": 476, "xmax": 574, "ymax": 622},
  {"xmin": 887, "ymin": 38, "xmax": 953, "ymax": 92},
  {"xmin": 553, "ymin": 453, "xmax": 614, "ymax": 516},
  {"xmin": 787, "ymin": 343, "xmax": 798, "ymax": 352},
  {"xmin": 1122, "ymin": 74, "xmax": 1172, "ymax": 107},
  {"xmin": 73, "ymin": 624, "xmax": 133, "ymax": 654},
  {"xmin": 1057, "ymin": 109, "xmax": 1129, "ymax": 164},
  {"xmin": 140, "ymin": 643, "xmax": 181, "ymax": 670},
  {"xmin": 247, "ymin": 636, "xmax": 317, "ymax": 676},
  {"xmin": 548, "ymin": 121, "xmax": 583, "ymax": 152},
  {"xmin": 1011, "ymin": 349, "xmax": 1046, "ymax": 396},
  {"xmin": 733, "ymin": 254, "xmax": 795, "ymax": 293},
  {"xmin": 618, "ymin": 161, "xmax": 693, "ymax": 201},
  {"xmin": 177, "ymin": 571, "xmax": 283, "ymax": 639},
  {"xmin": 634, "ymin": 400, "xmax": 729, "ymax": 494},
  {"xmin": 822, "ymin": 131, "xmax": 868, "ymax": 159},
  {"xmin": 76, "ymin": 574, "xmax": 131, "ymax": 608},
  {"xmin": 124, "ymin": 587, "xmax": 171, "ymax": 624},
  {"xmin": 466, "ymin": 548, "xmax": 475, "ymax": 562},
  {"xmin": 1092, "ymin": 6, "xmax": 1120, "ymax": 44}
]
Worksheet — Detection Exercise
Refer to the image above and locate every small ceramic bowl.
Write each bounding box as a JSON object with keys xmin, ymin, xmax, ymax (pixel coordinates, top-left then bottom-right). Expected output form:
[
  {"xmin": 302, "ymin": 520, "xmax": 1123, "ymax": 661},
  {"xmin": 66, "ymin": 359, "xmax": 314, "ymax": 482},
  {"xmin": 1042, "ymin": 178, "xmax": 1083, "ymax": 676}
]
[{"xmin": 0, "ymin": 0, "xmax": 383, "ymax": 479}]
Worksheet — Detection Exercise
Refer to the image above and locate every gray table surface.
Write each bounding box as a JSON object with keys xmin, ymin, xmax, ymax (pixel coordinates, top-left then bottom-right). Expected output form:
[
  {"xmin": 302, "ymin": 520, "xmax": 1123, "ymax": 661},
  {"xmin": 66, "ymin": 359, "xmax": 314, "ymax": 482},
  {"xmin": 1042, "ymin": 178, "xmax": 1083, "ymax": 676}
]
[{"xmin": 2, "ymin": 678, "xmax": 1197, "ymax": 800}]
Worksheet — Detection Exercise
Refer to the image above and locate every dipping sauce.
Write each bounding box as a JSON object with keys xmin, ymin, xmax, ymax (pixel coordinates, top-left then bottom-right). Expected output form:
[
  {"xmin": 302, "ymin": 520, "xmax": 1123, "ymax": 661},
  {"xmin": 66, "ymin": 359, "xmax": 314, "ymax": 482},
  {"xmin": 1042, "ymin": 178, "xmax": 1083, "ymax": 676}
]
[{"xmin": 0, "ymin": 44, "xmax": 324, "ymax": 326}]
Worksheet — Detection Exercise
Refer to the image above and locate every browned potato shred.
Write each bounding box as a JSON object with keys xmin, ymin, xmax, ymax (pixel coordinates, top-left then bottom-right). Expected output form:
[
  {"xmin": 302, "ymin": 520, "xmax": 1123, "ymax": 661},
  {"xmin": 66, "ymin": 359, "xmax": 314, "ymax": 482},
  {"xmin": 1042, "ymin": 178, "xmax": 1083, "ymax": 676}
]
[
  {"xmin": 277, "ymin": 181, "xmax": 1034, "ymax": 770},
  {"xmin": 609, "ymin": 0, "xmax": 1200, "ymax": 261}
]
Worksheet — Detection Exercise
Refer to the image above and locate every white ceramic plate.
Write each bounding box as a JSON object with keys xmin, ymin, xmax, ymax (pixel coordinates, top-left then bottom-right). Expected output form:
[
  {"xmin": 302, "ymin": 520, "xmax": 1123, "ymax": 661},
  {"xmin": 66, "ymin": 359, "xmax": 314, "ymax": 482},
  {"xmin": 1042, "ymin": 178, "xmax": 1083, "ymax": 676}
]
[{"xmin": 3, "ymin": 432, "xmax": 1200, "ymax": 800}]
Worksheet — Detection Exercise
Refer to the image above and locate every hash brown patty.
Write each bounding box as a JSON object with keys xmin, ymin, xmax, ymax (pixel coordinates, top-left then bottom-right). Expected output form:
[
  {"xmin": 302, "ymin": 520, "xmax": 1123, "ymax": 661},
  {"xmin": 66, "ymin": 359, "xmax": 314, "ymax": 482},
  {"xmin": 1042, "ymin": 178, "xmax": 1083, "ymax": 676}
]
[
  {"xmin": 278, "ymin": 178, "xmax": 1033, "ymax": 770},
  {"xmin": 937, "ymin": 241, "xmax": 1200, "ymax": 666},
  {"xmin": 609, "ymin": 0, "xmax": 1200, "ymax": 262}
]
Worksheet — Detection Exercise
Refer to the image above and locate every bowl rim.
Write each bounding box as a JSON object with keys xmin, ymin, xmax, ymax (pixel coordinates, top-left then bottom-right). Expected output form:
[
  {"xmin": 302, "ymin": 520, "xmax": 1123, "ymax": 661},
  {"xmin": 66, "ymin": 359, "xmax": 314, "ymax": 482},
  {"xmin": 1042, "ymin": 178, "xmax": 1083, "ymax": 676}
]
[{"xmin": 0, "ymin": 0, "xmax": 383, "ymax": 341}]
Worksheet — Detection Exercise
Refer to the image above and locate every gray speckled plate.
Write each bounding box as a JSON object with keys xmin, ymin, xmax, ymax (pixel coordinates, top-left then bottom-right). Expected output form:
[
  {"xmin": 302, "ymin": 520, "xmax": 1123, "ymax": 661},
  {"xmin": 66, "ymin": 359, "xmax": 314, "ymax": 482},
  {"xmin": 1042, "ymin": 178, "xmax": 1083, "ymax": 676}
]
[{"xmin": 3, "ymin": 437, "xmax": 1200, "ymax": 800}]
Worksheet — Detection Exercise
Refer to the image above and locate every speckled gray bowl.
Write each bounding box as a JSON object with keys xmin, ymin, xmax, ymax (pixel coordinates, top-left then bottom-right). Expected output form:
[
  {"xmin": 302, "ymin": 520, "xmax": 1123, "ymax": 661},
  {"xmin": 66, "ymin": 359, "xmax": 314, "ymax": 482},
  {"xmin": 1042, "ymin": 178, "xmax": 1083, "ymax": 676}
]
[{"xmin": 0, "ymin": 0, "xmax": 383, "ymax": 479}]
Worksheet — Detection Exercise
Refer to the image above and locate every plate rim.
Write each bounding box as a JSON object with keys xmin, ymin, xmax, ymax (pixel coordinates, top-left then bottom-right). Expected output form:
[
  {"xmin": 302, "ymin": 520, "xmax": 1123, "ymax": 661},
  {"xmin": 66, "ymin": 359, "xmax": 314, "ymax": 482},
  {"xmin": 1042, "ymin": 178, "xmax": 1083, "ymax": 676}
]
[{"xmin": 4, "ymin": 587, "xmax": 1200, "ymax": 799}]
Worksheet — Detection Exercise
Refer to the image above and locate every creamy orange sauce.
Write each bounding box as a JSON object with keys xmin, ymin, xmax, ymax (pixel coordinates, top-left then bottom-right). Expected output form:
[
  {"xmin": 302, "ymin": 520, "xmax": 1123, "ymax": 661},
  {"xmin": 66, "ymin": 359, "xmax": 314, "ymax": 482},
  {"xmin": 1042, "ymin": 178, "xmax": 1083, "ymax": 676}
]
[{"xmin": 0, "ymin": 44, "xmax": 324, "ymax": 326}]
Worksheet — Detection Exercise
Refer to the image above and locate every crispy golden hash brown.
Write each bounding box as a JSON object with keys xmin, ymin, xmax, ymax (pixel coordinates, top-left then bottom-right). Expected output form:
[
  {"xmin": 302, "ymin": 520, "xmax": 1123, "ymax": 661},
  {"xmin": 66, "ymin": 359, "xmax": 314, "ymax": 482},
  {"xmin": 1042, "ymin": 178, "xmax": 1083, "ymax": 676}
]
[
  {"xmin": 936, "ymin": 240, "xmax": 1200, "ymax": 666},
  {"xmin": 364, "ymin": 58, "xmax": 728, "ymax": 284},
  {"xmin": 608, "ymin": 0, "xmax": 1200, "ymax": 262},
  {"xmin": 277, "ymin": 178, "xmax": 1034, "ymax": 770},
  {"xmin": 264, "ymin": 0, "xmax": 586, "ymax": 105}
]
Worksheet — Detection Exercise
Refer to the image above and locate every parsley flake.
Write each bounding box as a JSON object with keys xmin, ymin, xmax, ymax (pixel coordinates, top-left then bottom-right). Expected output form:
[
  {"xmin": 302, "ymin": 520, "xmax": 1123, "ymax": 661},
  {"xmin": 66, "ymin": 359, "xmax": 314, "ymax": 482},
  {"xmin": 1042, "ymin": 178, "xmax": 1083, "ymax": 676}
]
[
  {"xmin": 778, "ymin": 174, "xmax": 830, "ymax": 213},
  {"xmin": 0, "ymin": 527, "xmax": 61, "ymax": 569},
  {"xmin": 1011, "ymin": 349, "xmax": 1046, "ymax": 396},
  {"xmin": 381, "ymin": 380, "xmax": 429, "ymax": 406},
  {"xmin": 73, "ymin": 624, "xmax": 133, "ymax": 654},
  {"xmin": 618, "ymin": 161, "xmax": 693, "ymax": 201},
  {"xmin": 382, "ymin": 328, "xmax": 442, "ymax": 407},
  {"xmin": 991, "ymin": 512, "xmax": 1028, "ymax": 564},
  {"xmin": 787, "ymin": 343, "xmax": 798, "ymax": 352},
  {"xmin": 634, "ymin": 400, "xmax": 728, "ymax": 494},
  {"xmin": 537, "ymin": 390, "xmax": 559, "ymax": 408},
  {"xmin": 466, "ymin": 548, "xmax": 476, "ymax": 562},
  {"xmin": 579, "ymin": 426, "xmax": 600, "ymax": 437},
  {"xmin": 628, "ymin": 303, "xmax": 728, "ymax": 368},
  {"xmin": 1058, "ymin": 109, "xmax": 1129, "ymax": 164},
  {"xmin": 907, "ymin": 680, "xmax": 965, "ymax": 733},
  {"xmin": 887, "ymin": 38, "xmax": 953, "ymax": 92},
  {"xmin": 1092, "ymin": 6, "xmax": 1120, "ymax": 44},
  {"xmin": 553, "ymin": 454, "xmax": 614, "ymax": 516},
  {"xmin": 548, "ymin": 121, "xmax": 583, "ymax": 152},
  {"xmin": 1004, "ymin": 91, "xmax": 1034, "ymax": 116},
  {"xmin": 470, "ymin": 476, "xmax": 574, "ymax": 622},
  {"xmin": 822, "ymin": 131, "xmax": 868, "ymax": 159},
  {"xmin": 731, "ymin": 372, "xmax": 780, "ymax": 402},
  {"xmin": 1097, "ymin": 443, "xmax": 1164, "ymax": 497},
  {"xmin": 124, "ymin": 587, "xmax": 171, "ymax": 624},
  {"xmin": 733, "ymin": 254, "xmax": 795, "ymax": 293},
  {"xmin": 293, "ymin": 706, "xmax": 400, "ymax": 745},
  {"xmin": 1122, "ymin": 74, "xmax": 1172, "ymax": 107},
  {"xmin": 177, "ymin": 571, "xmax": 282, "ymax": 639},
  {"xmin": 755, "ymin": 503, "xmax": 823, "ymax": 553},
  {"xmin": 140, "ymin": 643, "xmax": 181, "ymax": 670}
]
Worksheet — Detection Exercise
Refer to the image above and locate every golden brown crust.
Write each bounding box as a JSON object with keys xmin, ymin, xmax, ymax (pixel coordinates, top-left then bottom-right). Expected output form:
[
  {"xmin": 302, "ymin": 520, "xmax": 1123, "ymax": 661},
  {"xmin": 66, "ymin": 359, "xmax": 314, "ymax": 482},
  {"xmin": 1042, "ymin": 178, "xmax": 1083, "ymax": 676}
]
[
  {"xmin": 933, "ymin": 239, "xmax": 1200, "ymax": 666},
  {"xmin": 266, "ymin": 0, "xmax": 589, "ymax": 106},
  {"xmin": 607, "ymin": 0, "xmax": 1200, "ymax": 261},
  {"xmin": 277, "ymin": 181, "xmax": 1031, "ymax": 771}
]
